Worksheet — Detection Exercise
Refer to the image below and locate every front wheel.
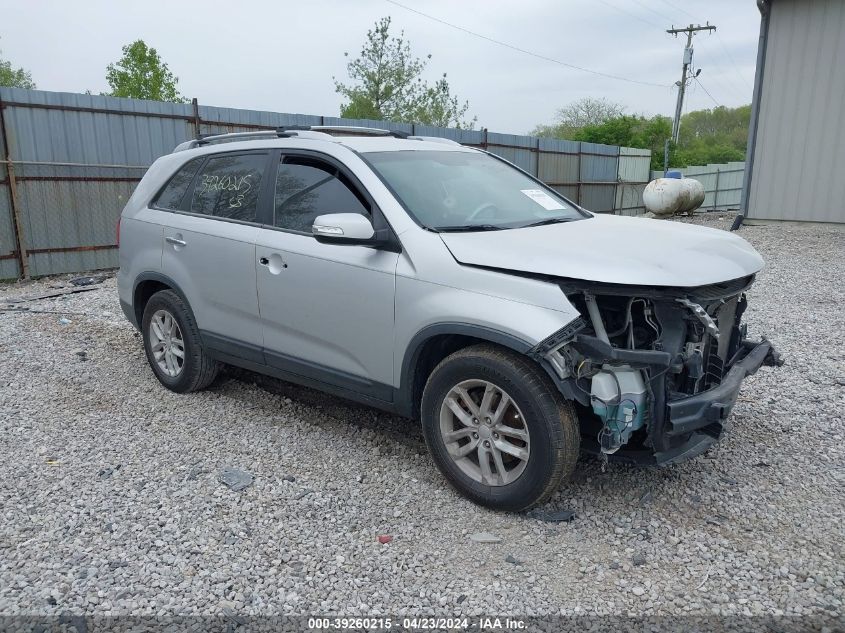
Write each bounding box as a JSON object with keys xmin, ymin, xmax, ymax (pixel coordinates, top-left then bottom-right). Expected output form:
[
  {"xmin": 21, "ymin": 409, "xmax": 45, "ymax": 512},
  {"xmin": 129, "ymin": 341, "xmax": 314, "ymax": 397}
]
[{"xmin": 421, "ymin": 344, "xmax": 580, "ymax": 512}]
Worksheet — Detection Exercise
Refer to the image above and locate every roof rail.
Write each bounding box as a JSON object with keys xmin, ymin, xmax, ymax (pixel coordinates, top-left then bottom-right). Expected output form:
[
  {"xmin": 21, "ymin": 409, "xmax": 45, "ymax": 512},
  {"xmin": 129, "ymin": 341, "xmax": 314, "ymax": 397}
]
[
  {"xmin": 172, "ymin": 125, "xmax": 461, "ymax": 152},
  {"xmin": 407, "ymin": 135, "xmax": 461, "ymax": 146},
  {"xmin": 309, "ymin": 125, "xmax": 409, "ymax": 139}
]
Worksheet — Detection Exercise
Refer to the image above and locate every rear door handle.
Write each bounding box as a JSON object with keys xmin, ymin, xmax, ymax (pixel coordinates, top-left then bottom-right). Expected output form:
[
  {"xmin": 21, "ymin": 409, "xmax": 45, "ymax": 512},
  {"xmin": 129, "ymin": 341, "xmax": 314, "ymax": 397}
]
[{"xmin": 165, "ymin": 236, "xmax": 186, "ymax": 246}]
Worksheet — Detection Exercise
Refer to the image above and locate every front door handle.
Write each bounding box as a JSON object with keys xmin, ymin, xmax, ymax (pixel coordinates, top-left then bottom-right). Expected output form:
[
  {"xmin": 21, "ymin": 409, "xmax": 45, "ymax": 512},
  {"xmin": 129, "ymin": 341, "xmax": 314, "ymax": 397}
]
[
  {"xmin": 165, "ymin": 236, "xmax": 186, "ymax": 246},
  {"xmin": 259, "ymin": 253, "xmax": 288, "ymax": 273}
]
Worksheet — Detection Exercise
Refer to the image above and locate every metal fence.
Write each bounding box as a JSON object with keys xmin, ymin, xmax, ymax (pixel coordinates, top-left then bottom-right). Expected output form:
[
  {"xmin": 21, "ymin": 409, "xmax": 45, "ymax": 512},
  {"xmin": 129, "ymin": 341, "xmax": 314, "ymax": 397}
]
[
  {"xmin": 650, "ymin": 161, "xmax": 746, "ymax": 212},
  {"xmin": 1, "ymin": 88, "xmax": 652, "ymax": 279},
  {"xmin": 615, "ymin": 147, "xmax": 652, "ymax": 217}
]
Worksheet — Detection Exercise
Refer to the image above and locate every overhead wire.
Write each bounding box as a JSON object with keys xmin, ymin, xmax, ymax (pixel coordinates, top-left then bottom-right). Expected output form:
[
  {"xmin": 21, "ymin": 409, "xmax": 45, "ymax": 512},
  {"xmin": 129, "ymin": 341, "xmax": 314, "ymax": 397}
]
[
  {"xmin": 384, "ymin": 0, "xmax": 672, "ymax": 88},
  {"xmin": 592, "ymin": 0, "xmax": 665, "ymax": 30},
  {"xmin": 650, "ymin": 0, "xmax": 753, "ymax": 94},
  {"xmin": 694, "ymin": 76, "xmax": 722, "ymax": 108}
]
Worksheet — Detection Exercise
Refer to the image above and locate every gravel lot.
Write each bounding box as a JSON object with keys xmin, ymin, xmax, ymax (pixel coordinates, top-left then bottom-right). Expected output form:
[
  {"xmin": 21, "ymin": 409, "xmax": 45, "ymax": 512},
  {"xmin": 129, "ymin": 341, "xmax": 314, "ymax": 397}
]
[{"xmin": 1, "ymin": 214, "xmax": 843, "ymax": 625}]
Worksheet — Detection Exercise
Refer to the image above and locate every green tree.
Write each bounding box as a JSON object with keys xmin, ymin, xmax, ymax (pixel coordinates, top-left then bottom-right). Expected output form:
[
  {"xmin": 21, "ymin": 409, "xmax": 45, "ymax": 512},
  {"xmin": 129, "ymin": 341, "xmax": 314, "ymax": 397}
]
[
  {"xmin": 533, "ymin": 102, "xmax": 751, "ymax": 170},
  {"xmin": 413, "ymin": 74, "xmax": 475, "ymax": 128},
  {"xmin": 531, "ymin": 97, "xmax": 624, "ymax": 138},
  {"xmin": 0, "ymin": 39, "xmax": 36, "ymax": 89},
  {"xmin": 573, "ymin": 115, "xmax": 672, "ymax": 170},
  {"xmin": 106, "ymin": 40, "xmax": 185, "ymax": 102},
  {"xmin": 335, "ymin": 17, "xmax": 474, "ymax": 128}
]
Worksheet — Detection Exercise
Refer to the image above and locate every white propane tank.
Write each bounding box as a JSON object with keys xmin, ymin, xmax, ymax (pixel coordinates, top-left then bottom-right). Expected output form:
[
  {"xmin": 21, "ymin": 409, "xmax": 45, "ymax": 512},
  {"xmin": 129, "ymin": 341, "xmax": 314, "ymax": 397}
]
[
  {"xmin": 679, "ymin": 178, "xmax": 705, "ymax": 212},
  {"xmin": 643, "ymin": 177, "xmax": 705, "ymax": 216},
  {"xmin": 643, "ymin": 177, "xmax": 685, "ymax": 216}
]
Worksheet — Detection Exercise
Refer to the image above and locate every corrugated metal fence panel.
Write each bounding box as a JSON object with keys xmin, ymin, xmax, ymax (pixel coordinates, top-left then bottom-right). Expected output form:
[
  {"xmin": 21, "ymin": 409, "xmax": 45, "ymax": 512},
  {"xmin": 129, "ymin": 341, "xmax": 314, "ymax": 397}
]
[
  {"xmin": 0, "ymin": 194, "xmax": 16, "ymax": 279},
  {"xmin": 617, "ymin": 147, "xmax": 650, "ymax": 182},
  {"xmin": 580, "ymin": 142, "xmax": 618, "ymax": 213},
  {"xmin": 537, "ymin": 138, "xmax": 580, "ymax": 201},
  {"xmin": 19, "ymin": 177, "xmax": 133, "ymax": 276},
  {"xmin": 199, "ymin": 105, "xmax": 322, "ymax": 136},
  {"xmin": 411, "ymin": 125, "xmax": 484, "ymax": 145},
  {"xmin": 717, "ymin": 162, "xmax": 745, "ymax": 210},
  {"xmin": 0, "ymin": 89, "xmax": 183, "ymax": 276},
  {"xmin": 615, "ymin": 147, "xmax": 650, "ymax": 216},
  {"xmin": 0, "ymin": 88, "xmax": 193, "ymax": 169},
  {"xmin": 0, "ymin": 120, "xmax": 19, "ymax": 279},
  {"xmin": 682, "ymin": 165, "xmax": 719, "ymax": 208},
  {"xmin": 485, "ymin": 132, "xmax": 537, "ymax": 175}
]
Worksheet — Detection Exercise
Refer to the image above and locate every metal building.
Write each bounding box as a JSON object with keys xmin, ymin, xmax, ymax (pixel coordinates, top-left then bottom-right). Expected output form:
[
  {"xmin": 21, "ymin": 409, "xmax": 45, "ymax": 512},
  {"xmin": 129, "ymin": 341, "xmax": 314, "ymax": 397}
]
[{"xmin": 742, "ymin": 0, "xmax": 845, "ymax": 224}]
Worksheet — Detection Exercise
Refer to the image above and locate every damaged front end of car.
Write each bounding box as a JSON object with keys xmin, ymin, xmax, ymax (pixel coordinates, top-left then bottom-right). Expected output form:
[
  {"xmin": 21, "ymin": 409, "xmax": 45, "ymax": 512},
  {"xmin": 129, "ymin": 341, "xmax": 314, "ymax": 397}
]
[{"xmin": 531, "ymin": 274, "xmax": 783, "ymax": 465}]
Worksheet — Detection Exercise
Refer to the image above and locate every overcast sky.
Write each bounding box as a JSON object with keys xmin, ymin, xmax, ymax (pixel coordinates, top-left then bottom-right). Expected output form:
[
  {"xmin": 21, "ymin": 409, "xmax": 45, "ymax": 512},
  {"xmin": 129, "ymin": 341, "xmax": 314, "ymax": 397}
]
[{"xmin": 0, "ymin": 0, "xmax": 761, "ymax": 133}]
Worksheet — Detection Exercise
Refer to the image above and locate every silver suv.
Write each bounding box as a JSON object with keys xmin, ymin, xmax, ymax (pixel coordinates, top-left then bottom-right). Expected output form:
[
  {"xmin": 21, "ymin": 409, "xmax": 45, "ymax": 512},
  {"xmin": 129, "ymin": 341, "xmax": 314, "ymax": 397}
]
[{"xmin": 118, "ymin": 126, "xmax": 779, "ymax": 511}]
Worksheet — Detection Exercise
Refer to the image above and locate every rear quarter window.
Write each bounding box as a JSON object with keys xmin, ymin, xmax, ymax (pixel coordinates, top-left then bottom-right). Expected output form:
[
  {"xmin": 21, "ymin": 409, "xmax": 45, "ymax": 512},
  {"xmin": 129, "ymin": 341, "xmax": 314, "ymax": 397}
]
[{"xmin": 152, "ymin": 157, "xmax": 204, "ymax": 210}]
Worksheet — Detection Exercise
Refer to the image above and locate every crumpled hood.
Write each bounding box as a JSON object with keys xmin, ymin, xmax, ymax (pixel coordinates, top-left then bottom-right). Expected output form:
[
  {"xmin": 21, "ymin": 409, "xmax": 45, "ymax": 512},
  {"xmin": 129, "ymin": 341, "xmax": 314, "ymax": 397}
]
[{"xmin": 439, "ymin": 214, "xmax": 764, "ymax": 287}]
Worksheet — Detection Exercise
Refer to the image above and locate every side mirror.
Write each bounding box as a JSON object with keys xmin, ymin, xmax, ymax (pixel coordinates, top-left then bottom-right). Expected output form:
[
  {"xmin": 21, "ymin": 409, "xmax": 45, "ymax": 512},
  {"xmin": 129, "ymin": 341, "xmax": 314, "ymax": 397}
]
[{"xmin": 312, "ymin": 213, "xmax": 390, "ymax": 247}]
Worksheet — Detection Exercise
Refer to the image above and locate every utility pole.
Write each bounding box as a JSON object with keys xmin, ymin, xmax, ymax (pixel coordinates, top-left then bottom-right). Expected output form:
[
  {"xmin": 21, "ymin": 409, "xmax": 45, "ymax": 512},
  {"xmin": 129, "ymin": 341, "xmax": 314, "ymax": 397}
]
[{"xmin": 667, "ymin": 23, "xmax": 716, "ymax": 143}]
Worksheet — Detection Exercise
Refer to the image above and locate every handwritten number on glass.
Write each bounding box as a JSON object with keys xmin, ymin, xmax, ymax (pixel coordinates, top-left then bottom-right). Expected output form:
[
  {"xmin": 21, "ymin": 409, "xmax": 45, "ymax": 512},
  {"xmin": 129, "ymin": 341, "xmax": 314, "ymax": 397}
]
[{"xmin": 198, "ymin": 173, "xmax": 253, "ymax": 208}]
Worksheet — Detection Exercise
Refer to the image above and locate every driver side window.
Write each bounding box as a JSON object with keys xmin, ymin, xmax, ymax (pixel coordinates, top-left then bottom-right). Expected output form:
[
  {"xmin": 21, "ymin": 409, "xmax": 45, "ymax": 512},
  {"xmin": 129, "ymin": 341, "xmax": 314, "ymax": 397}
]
[{"xmin": 273, "ymin": 157, "xmax": 369, "ymax": 233}]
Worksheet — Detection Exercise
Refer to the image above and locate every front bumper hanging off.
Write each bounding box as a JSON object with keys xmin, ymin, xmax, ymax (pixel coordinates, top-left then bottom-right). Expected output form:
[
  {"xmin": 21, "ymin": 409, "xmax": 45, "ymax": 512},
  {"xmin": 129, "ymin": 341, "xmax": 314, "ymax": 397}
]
[
  {"xmin": 557, "ymin": 334, "xmax": 781, "ymax": 466},
  {"xmin": 655, "ymin": 337, "xmax": 778, "ymax": 465}
]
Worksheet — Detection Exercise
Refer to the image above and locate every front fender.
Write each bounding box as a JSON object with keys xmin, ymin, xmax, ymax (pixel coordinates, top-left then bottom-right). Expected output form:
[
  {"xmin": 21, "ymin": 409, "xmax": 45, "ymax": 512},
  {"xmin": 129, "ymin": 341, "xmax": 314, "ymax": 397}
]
[{"xmin": 393, "ymin": 272, "xmax": 581, "ymax": 417}]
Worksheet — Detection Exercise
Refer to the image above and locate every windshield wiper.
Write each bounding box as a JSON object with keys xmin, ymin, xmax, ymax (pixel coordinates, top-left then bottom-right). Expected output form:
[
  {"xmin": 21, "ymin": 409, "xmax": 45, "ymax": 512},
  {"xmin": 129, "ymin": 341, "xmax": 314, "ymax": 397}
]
[
  {"xmin": 520, "ymin": 217, "xmax": 577, "ymax": 228},
  {"xmin": 435, "ymin": 224, "xmax": 506, "ymax": 232}
]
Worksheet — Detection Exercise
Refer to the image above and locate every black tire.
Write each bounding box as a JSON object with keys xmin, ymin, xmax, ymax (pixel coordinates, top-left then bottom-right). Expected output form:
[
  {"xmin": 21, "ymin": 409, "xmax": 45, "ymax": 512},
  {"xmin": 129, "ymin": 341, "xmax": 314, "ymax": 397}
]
[
  {"xmin": 421, "ymin": 344, "xmax": 580, "ymax": 512},
  {"xmin": 141, "ymin": 289, "xmax": 220, "ymax": 393}
]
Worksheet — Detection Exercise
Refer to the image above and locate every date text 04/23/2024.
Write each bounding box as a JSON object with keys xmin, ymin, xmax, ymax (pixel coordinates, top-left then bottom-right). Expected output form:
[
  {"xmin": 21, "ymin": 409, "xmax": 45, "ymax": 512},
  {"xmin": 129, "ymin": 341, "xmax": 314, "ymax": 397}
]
[{"xmin": 307, "ymin": 616, "xmax": 527, "ymax": 630}]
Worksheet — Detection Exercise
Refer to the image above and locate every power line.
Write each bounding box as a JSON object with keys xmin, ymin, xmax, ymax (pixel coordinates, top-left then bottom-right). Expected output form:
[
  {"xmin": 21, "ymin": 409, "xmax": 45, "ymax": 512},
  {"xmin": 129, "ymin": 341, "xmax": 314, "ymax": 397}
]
[
  {"xmin": 653, "ymin": 0, "xmax": 697, "ymax": 21},
  {"xmin": 651, "ymin": 0, "xmax": 753, "ymax": 93},
  {"xmin": 715, "ymin": 32, "xmax": 753, "ymax": 91},
  {"xmin": 629, "ymin": 0, "xmax": 671, "ymax": 23},
  {"xmin": 385, "ymin": 0, "xmax": 671, "ymax": 88},
  {"xmin": 694, "ymin": 76, "xmax": 721, "ymax": 107},
  {"xmin": 692, "ymin": 35, "xmax": 746, "ymax": 100},
  {"xmin": 593, "ymin": 0, "xmax": 664, "ymax": 30}
]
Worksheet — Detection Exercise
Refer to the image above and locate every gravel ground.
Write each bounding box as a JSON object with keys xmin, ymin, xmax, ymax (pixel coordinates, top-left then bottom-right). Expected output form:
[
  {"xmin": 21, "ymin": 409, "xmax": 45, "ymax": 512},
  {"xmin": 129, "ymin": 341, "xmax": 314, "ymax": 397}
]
[{"xmin": 0, "ymin": 214, "xmax": 843, "ymax": 625}]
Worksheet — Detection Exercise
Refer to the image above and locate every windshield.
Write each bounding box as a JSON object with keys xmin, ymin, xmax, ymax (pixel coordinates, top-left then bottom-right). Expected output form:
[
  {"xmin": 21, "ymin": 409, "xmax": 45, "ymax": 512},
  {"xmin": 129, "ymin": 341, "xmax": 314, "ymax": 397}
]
[{"xmin": 365, "ymin": 150, "xmax": 587, "ymax": 231}]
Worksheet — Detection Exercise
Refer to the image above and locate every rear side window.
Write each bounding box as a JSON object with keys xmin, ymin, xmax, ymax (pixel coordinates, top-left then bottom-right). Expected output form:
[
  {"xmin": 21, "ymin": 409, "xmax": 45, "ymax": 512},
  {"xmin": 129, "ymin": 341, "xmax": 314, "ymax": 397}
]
[
  {"xmin": 273, "ymin": 158, "xmax": 369, "ymax": 233},
  {"xmin": 190, "ymin": 153, "xmax": 268, "ymax": 222},
  {"xmin": 154, "ymin": 157, "xmax": 203, "ymax": 210}
]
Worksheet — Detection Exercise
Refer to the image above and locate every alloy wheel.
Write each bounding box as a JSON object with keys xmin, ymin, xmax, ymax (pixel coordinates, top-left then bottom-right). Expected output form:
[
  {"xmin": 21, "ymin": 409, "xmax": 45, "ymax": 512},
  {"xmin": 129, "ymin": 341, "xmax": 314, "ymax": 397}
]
[
  {"xmin": 148, "ymin": 309, "xmax": 185, "ymax": 377},
  {"xmin": 438, "ymin": 379, "xmax": 530, "ymax": 486}
]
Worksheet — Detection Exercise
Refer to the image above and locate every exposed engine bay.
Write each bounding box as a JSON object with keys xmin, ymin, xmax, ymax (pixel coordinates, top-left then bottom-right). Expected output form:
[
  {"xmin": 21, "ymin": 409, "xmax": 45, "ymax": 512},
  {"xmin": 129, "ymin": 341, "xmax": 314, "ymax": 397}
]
[{"xmin": 532, "ymin": 275, "xmax": 782, "ymax": 465}]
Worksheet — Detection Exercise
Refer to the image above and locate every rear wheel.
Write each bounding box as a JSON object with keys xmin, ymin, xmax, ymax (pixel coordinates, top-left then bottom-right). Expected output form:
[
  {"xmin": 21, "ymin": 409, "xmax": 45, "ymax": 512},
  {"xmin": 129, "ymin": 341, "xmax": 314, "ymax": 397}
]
[
  {"xmin": 421, "ymin": 344, "xmax": 580, "ymax": 512},
  {"xmin": 141, "ymin": 289, "xmax": 220, "ymax": 393}
]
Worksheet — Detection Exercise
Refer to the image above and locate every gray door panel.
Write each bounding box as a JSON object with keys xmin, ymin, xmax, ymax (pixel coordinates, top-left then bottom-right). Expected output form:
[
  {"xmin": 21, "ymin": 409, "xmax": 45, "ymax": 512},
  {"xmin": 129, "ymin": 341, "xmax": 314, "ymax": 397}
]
[
  {"xmin": 255, "ymin": 229, "xmax": 398, "ymax": 390},
  {"xmin": 161, "ymin": 213, "xmax": 262, "ymax": 348}
]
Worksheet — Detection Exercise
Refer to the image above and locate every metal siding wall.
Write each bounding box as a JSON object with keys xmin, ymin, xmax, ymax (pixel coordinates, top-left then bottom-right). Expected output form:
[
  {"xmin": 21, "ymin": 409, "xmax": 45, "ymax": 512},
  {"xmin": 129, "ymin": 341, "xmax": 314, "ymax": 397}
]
[
  {"xmin": 748, "ymin": 0, "xmax": 845, "ymax": 223},
  {"xmin": 580, "ymin": 142, "xmax": 619, "ymax": 213},
  {"xmin": 485, "ymin": 133, "xmax": 537, "ymax": 175}
]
